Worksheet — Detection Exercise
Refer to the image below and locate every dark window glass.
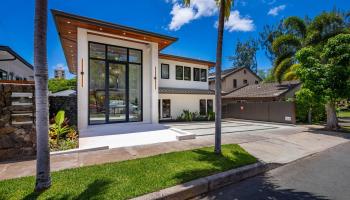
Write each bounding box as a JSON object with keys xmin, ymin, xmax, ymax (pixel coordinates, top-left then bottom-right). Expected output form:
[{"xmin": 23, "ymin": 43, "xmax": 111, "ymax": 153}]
[
  {"xmin": 89, "ymin": 59, "xmax": 106, "ymax": 124},
  {"xmin": 0, "ymin": 69, "xmax": 8, "ymax": 80},
  {"xmin": 90, "ymin": 43, "xmax": 106, "ymax": 59},
  {"xmin": 200, "ymin": 69, "xmax": 207, "ymax": 82},
  {"xmin": 129, "ymin": 49, "xmax": 142, "ymax": 63},
  {"xmin": 107, "ymin": 46, "xmax": 127, "ymax": 61},
  {"xmin": 233, "ymin": 79, "xmax": 237, "ymax": 88},
  {"xmin": 193, "ymin": 68, "xmax": 200, "ymax": 81},
  {"xmin": 255, "ymin": 80, "xmax": 259, "ymax": 84},
  {"xmin": 161, "ymin": 64, "xmax": 169, "ymax": 79},
  {"xmin": 200, "ymin": 99, "xmax": 206, "ymax": 115},
  {"xmin": 184, "ymin": 67, "xmax": 191, "ymax": 81},
  {"xmin": 176, "ymin": 66, "xmax": 183, "ymax": 80},
  {"xmin": 243, "ymin": 69, "xmax": 247, "ymax": 74},
  {"xmin": 243, "ymin": 79, "xmax": 248, "ymax": 84},
  {"xmin": 129, "ymin": 64, "xmax": 142, "ymax": 122},
  {"xmin": 207, "ymin": 100, "xmax": 213, "ymax": 113},
  {"xmin": 162, "ymin": 99, "xmax": 171, "ymax": 118}
]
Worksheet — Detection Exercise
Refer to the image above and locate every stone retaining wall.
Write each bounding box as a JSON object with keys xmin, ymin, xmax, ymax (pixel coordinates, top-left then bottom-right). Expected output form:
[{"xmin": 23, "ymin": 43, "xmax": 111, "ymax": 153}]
[{"xmin": 0, "ymin": 82, "xmax": 36, "ymax": 161}]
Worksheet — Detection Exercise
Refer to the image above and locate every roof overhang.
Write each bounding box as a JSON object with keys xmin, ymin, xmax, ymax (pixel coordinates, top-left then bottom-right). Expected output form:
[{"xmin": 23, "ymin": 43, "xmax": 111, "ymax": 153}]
[
  {"xmin": 159, "ymin": 53, "xmax": 215, "ymax": 68},
  {"xmin": 51, "ymin": 10, "xmax": 178, "ymax": 74},
  {"xmin": 0, "ymin": 46, "xmax": 33, "ymax": 70}
]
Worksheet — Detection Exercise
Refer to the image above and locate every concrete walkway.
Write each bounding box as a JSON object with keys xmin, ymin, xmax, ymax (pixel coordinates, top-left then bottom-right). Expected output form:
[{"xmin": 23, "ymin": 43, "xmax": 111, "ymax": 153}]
[{"xmin": 0, "ymin": 125, "xmax": 348, "ymax": 180}]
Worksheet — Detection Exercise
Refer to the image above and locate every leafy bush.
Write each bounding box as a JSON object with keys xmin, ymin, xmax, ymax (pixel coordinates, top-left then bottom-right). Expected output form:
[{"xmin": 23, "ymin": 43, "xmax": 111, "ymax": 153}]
[
  {"xmin": 48, "ymin": 78, "xmax": 76, "ymax": 93},
  {"xmin": 49, "ymin": 110, "xmax": 78, "ymax": 151},
  {"xmin": 177, "ymin": 110, "xmax": 215, "ymax": 122},
  {"xmin": 295, "ymin": 89, "xmax": 326, "ymax": 123}
]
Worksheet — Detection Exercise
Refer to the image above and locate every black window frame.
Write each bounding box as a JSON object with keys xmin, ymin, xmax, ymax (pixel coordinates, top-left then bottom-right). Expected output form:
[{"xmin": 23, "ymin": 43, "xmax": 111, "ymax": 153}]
[
  {"xmin": 233, "ymin": 79, "xmax": 237, "ymax": 88},
  {"xmin": 161, "ymin": 63, "xmax": 170, "ymax": 79},
  {"xmin": 207, "ymin": 99, "xmax": 213, "ymax": 113},
  {"xmin": 193, "ymin": 68, "xmax": 200, "ymax": 81},
  {"xmin": 200, "ymin": 69, "xmax": 207, "ymax": 82},
  {"xmin": 243, "ymin": 79, "xmax": 248, "ymax": 84},
  {"xmin": 176, "ymin": 65, "xmax": 184, "ymax": 80},
  {"xmin": 162, "ymin": 99, "xmax": 171, "ymax": 118},
  {"xmin": 184, "ymin": 66, "xmax": 191, "ymax": 81}
]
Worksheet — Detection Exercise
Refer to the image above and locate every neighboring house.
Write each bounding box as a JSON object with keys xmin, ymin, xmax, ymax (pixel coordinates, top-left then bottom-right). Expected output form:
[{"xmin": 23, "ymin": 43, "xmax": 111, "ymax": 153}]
[
  {"xmin": 54, "ymin": 67, "xmax": 66, "ymax": 79},
  {"xmin": 208, "ymin": 67, "xmax": 262, "ymax": 94},
  {"xmin": 223, "ymin": 81, "xmax": 301, "ymax": 102},
  {"xmin": 52, "ymin": 10, "xmax": 215, "ymax": 132},
  {"xmin": 0, "ymin": 46, "xmax": 34, "ymax": 81}
]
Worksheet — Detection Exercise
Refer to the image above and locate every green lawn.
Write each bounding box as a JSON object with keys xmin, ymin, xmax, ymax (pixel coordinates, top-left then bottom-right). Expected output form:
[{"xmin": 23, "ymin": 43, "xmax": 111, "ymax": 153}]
[
  {"xmin": 0, "ymin": 144, "xmax": 256, "ymax": 200},
  {"xmin": 338, "ymin": 110, "xmax": 350, "ymax": 118}
]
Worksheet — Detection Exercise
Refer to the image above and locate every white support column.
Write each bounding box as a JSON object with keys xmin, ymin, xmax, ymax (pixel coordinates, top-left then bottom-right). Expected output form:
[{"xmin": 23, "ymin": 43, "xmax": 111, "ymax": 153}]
[
  {"xmin": 150, "ymin": 42, "xmax": 159, "ymax": 123},
  {"xmin": 77, "ymin": 28, "xmax": 89, "ymax": 131}
]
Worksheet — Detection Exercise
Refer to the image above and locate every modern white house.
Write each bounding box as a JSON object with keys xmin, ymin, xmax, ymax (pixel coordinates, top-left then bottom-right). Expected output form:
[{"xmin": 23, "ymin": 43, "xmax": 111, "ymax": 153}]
[{"xmin": 52, "ymin": 10, "xmax": 215, "ymax": 133}]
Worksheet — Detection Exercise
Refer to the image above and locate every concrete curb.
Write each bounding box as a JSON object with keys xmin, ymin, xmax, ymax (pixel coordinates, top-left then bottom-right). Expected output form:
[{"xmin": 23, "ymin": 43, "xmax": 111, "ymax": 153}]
[
  {"xmin": 131, "ymin": 162, "xmax": 280, "ymax": 200},
  {"xmin": 50, "ymin": 146, "xmax": 109, "ymax": 155}
]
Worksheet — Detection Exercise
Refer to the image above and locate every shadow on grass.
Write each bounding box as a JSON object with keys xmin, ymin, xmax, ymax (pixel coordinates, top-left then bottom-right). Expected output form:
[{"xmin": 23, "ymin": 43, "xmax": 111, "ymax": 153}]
[
  {"xmin": 22, "ymin": 179, "xmax": 112, "ymax": 200},
  {"xmin": 202, "ymin": 173, "xmax": 330, "ymax": 200},
  {"xmin": 173, "ymin": 148, "xmax": 256, "ymax": 184}
]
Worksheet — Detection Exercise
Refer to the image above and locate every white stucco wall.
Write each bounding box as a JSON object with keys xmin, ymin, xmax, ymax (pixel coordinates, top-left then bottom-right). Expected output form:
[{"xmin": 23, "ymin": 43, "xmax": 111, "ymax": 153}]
[
  {"xmin": 158, "ymin": 59, "xmax": 209, "ymax": 90},
  {"xmin": 77, "ymin": 28, "xmax": 159, "ymax": 131},
  {"xmin": 159, "ymin": 93, "xmax": 215, "ymax": 119}
]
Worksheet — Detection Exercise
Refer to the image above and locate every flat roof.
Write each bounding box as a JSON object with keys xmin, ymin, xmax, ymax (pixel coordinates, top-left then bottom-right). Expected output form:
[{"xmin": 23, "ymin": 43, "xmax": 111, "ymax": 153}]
[
  {"xmin": 159, "ymin": 53, "xmax": 215, "ymax": 67},
  {"xmin": 159, "ymin": 87, "xmax": 215, "ymax": 95},
  {"xmin": 51, "ymin": 9, "xmax": 178, "ymax": 74}
]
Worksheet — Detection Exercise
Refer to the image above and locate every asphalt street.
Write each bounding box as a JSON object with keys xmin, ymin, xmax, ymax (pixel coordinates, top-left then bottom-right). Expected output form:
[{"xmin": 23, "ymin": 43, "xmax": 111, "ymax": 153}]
[{"xmin": 197, "ymin": 141, "xmax": 350, "ymax": 200}]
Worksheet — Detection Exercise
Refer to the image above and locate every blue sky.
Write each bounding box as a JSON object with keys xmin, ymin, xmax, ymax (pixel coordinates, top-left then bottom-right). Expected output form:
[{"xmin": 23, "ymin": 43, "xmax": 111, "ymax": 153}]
[{"xmin": 0, "ymin": 0, "xmax": 348, "ymax": 78}]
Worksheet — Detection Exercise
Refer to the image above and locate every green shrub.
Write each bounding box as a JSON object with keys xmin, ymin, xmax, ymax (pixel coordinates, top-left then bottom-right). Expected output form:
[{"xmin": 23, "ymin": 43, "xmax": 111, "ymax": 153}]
[
  {"xmin": 295, "ymin": 89, "xmax": 326, "ymax": 123},
  {"xmin": 177, "ymin": 110, "xmax": 215, "ymax": 122}
]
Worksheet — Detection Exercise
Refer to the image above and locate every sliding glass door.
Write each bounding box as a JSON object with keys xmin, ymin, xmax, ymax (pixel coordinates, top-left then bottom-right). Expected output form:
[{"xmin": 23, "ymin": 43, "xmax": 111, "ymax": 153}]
[{"xmin": 88, "ymin": 42, "xmax": 142, "ymax": 125}]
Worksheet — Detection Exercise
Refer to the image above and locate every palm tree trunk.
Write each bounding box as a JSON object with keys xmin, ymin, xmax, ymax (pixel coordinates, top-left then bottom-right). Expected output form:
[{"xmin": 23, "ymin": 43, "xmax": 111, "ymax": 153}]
[
  {"xmin": 214, "ymin": 0, "xmax": 225, "ymax": 154},
  {"xmin": 34, "ymin": 0, "xmax": 51, "ymax": 192},
  {"xmin": 325, "ymin": 101, "xmax": 339, "ymax": 130}
]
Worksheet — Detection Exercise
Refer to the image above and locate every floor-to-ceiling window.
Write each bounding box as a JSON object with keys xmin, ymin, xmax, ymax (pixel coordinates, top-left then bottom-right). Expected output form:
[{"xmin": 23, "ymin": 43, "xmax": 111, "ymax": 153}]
[{"xmin": 89, "ymin": 42, "xmax": 142, "ymax": 125}]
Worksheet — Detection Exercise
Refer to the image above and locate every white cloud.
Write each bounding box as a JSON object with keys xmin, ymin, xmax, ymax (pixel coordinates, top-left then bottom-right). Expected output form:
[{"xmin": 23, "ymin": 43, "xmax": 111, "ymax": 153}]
[
  {"xmin": 168, "ymin": 0, "xmax": 218, "ymax": 31},
  {"xmin": 268, "ymin": 5, "xmax": 286, "ymax": 16},
  {"xmin": 218, "ymin": 10, "xmax": 255, "ymax": 32}
]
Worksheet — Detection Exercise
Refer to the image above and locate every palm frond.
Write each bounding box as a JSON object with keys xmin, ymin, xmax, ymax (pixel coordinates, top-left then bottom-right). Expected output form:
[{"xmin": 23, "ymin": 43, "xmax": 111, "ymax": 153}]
[
  {"xmin": 274, "ymin": 57, "xmax": 293, "ymax": 83},
  {"xmin": 284, "ymin": 16, "xmax": 307, "ymax": 38},
  {"xmin": 272, "ymin": 34, "xmax": 302, "ymax": 55},
  {"xmin": 283, "ymin": 63, "xmax": 300, "ymax": 80}
]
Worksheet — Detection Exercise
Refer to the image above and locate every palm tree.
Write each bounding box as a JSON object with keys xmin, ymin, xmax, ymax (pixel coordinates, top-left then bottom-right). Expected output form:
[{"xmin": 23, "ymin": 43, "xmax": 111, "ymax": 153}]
[
  {"xmin": 184, "ymin": 0, "xmax": 233, "ymax": 154},
  {"xmin": 34, "ymin": 0, "xmax": 51, "ymax": 191},
  {"xmin": 272, "ymin": 12, "xmax": 346, "ymax": 82}
]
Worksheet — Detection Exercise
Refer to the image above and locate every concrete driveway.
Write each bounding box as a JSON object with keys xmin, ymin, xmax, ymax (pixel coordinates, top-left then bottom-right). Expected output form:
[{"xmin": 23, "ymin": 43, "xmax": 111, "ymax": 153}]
[{"xmin": 163, "ymin": 119, "xmax": 294, "ymax": 136}]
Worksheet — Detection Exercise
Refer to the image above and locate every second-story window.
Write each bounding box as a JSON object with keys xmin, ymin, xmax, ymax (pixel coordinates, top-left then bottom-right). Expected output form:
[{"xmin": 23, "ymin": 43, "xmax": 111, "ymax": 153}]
[
  {"xmin": 176, "ymin": 65, "xmax": 183, "ymax": 80},
  {"xmin": 193, "ymin": 68, "xmax": 200, "ymax": 81},
  {"xmin": 200, "ymin": 69, "xmax": 207, "ymax": 82},
  {"xmin": 233, "ymin": 79, "xmax": 237, "ymax": 88},
  {"xmin": 161, "ymin": 64, "xmax": 169, "ymax": 79},
  {"xmin": 255, "ymin": 80, "xmax": 259, "ymax": 84},
  {"xmin": 184, "ymin": 67, "xmax": 191, "ymax": 81},
  {"xmin": 243, "ymin": 79, "xmax": 248, "ymax": 84}
]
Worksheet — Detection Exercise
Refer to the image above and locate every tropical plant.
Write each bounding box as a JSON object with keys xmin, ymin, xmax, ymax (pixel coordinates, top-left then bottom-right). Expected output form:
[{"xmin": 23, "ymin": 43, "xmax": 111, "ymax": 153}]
[
  {"xmin": 184, "ymin": 0, "xmax": 233, "ymax": 154},
  {"xmin": 272, "ymin": 12, "xmax": 348, "ymax": 82},
  {"xmin": 49, "ymin": 111, "xmax": 78, "ymax": 151},
  {"xmin": 34, "ymin": 0, "xmax": 51, "ymax": 191},
  {"xmin": 296, "ymin": 34, "xmax": 350, "ymax": 129},
  {"xmin": 48, "ymin": 77, "xmax": 76, "ymax": 93}
]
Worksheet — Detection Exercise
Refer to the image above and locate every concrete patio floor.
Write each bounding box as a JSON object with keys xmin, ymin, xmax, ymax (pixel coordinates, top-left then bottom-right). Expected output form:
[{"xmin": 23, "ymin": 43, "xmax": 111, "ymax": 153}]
[{"xmin": 1, "ymin": 124, "xmax": 349, "ymax": 181}]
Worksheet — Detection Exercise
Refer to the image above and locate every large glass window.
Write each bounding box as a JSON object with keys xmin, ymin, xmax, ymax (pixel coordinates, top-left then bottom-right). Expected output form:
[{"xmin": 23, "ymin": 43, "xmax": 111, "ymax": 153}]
[
  {"xmin": 161, "ymin": 64, "xmax": 169, "ymax": 79},
  {"xmin": 193, "ymin": 68, "xmax": 200, "ymax": 81},
  {"xmin": 200, "ymin": 69, "xmax": 207, "ymax": 82},
  {"xmin": 89, "ymin": 59, "xmax": 106, "ymax": 124},
  {"xmin": 162, "ymin": 99, "xmax": 171, "ymax": 118},
  {"xmin": 184, "ymin": 67, "xmax": 191, "ymax": 81},
  {"xmin": 108, "ymin": 46, "xmax": 127, "ymax": 62},
  {"xmin": 176, "ymin": 66, "xmax": 183, "ymax": 80},
  {"xmin": 129, "ymin": 64, "xmax": 142, "ymax": 122},
  {"xmin": 200, "ymin": 99, "xmax": 206, "ymax": 115},
  {"xmin": 88, "ymin": 42, "xmax": 143, "ymax": 124},
  {"xmin": 90, "ymin": 43, "xmax": 106, "ymax": 59}
]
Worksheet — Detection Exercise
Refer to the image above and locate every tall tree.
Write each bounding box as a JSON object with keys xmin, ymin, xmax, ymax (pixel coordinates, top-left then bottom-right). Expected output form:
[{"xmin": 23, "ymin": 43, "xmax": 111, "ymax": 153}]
[
  {"xmin": 229, "ymin": 39, "xmax": 259, "ymax": 72},
  {"xmin": 259, "ymin": 20, "xmax": 284, "ymax": 63},
  {"xmin": 34, "ymin": 0, "xmax": 51, "ymax": 191},
  {"xmin": 296, "ymin": 34, "xmax": 350, "ymax": 130},
  {"xmin": 184, "ymin": 0, "xmax": 233, "ymax": 154}
]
